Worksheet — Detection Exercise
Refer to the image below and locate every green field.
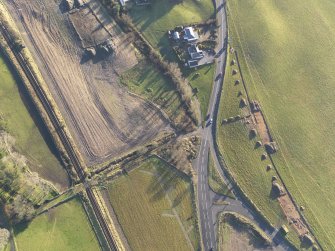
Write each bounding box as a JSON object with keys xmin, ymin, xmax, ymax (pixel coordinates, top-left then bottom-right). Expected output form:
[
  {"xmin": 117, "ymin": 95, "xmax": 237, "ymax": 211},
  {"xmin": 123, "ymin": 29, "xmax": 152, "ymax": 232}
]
[
  {"xmin": 120, "ymin": 60, "xmax": 184, "ymax": 119},
  {"xmin": 0, "ymin": 54, "xmax": 69, "ymax": 189},
  {"xmin": 14, "ymin": 197, "xmax": 100, "ymax": 251},
  {"xmin": 218, "ymin": 0, "xmax": 335, "ymax": 249},
  {"xmin": 107, "ymin": 156, "xmax": 199, "ymax": 251}
]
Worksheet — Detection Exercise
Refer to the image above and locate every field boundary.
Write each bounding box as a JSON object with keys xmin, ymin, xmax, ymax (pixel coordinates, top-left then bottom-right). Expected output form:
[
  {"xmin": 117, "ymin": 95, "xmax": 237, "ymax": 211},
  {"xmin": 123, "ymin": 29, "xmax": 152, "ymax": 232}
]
[{"xmin": 91, "ymin": 188, "xmax": 126, "ymax": 251}]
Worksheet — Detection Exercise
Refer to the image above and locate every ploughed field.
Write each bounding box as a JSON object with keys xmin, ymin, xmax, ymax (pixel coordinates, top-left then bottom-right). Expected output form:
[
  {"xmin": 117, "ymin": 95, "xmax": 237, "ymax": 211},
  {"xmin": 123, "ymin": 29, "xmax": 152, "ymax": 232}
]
[
  {"xmin": 222, "ymin": 0, "xmax": 335, "ymax": 249},
  {"xmin": 3, "ymin": 0, "xmax": 171, "ymax": 165}
]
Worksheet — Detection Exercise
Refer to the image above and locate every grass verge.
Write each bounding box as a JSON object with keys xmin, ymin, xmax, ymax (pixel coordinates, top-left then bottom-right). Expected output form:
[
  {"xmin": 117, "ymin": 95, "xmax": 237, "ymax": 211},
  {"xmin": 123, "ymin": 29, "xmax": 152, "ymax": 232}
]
[{"xmin": 208, "ymin": 150, "xmax": 234, "ymax": 199}]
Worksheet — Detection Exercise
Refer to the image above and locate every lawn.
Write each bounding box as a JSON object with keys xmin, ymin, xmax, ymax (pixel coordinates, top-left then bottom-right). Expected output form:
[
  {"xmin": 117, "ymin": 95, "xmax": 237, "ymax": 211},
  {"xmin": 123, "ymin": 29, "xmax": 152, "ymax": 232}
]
[
  {"xmin": 0, "ymin": 54, "xmax": 69, "ymax": 189},
  {"xmin": 221, "ymin": 0, "xmax": 335, "ymax": 249},
  {"xmin": 129, "ymin": 0, "xmax": 214, "ymax": 59},
  {"xmin": 14, "ymin": 197, "xmax": 100, "ymax": 251},
  {"xmin": 186, "ymin": 64, "xmax": 215, "ymax": 119},
  {"xmin": 107, "ymin": 156, "xmax": 199, "ymax": 251}
]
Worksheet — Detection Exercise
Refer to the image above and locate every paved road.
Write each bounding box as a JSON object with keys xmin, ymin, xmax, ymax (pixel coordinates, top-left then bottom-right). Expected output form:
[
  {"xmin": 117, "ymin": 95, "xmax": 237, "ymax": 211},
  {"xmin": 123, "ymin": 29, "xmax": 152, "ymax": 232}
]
[{"xmin": 194, "ymin": 1, "xmax": 291, "ymax": 250}]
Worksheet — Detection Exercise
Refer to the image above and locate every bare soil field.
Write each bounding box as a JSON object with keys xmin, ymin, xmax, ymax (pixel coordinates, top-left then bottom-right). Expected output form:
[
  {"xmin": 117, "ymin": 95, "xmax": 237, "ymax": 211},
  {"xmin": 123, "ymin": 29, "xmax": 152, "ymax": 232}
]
[{"xmin": 4, "ymin": 0, "xmax": 171, "ymax": 165}]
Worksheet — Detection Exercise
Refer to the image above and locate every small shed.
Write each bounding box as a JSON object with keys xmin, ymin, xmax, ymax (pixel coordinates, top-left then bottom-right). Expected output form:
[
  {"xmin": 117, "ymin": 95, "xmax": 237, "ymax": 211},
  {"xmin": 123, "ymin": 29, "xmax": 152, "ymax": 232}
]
[
  {"xmin": 188, "ymin": 60, "xmax": 199, "ymax": 68},
  {"xmin": 173, "ymin": 31, "xmax": 180, "ymax": 40}
]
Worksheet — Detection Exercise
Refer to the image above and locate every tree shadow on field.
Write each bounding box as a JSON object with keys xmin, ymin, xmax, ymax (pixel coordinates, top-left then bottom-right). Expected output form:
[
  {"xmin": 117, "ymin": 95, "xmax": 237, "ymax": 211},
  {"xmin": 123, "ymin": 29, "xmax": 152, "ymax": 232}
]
[
  {"xmin": 146, "ymin": 165, "xmax": 189, "ymax": 209},
  {"xmin": 147, "ymin": 168, "xmax": 178, "ymax": 202},
  {"xmin": 13, "ymin": 221, "xmax": 29, "ymax": 236},
  {"xmin": 128, "ymin": 3, "xmax": 175, "ymax": 33}
]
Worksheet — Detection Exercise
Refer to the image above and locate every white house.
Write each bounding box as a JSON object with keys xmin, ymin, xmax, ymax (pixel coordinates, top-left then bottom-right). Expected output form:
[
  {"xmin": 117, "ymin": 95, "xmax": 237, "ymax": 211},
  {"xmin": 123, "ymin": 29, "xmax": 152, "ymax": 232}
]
[
  {"xmin": 183, "ymin": 27, "xmax": 199, "ymax": 43},
  {"xmin": 120, "ymin": 0, "xmax": 129, "ymax": 6}
]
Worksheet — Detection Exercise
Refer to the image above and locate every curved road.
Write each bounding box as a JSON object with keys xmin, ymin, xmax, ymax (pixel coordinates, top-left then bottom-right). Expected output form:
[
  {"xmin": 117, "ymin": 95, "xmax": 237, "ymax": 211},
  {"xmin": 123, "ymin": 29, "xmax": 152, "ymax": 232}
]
[{"xmin": 195, "ymin": 1, "xmax": 291, "ymax": 250}]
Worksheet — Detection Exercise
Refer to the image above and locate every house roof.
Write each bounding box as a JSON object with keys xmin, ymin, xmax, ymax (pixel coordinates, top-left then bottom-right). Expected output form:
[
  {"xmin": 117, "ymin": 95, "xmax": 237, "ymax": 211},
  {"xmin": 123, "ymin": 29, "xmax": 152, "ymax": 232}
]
[
  {"xmin": 190, "ymin": 52, "xmax": 204, "ymax": 60},
  {"xmin": 184, "ymin": 27, "xmax": 198, "ymax": 41},
  {"xmin": 188, "ymin": 45, "xmax": 204, "ymax": 60},
  {"xmin": 188, "ymin": 60, "xmax": 199, "ymax": 68}
]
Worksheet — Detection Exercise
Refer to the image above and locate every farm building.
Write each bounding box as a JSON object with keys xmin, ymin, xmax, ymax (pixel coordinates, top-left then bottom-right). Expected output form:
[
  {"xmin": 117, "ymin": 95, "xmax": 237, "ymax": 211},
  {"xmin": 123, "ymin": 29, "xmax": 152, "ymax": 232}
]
[
  {"xmin": 183, "ymin": 27, "xmax": 199, "ymax": 43},
  {"xmin": 188, "ymin": 45, "xmax": 204, "ymax": 60}
]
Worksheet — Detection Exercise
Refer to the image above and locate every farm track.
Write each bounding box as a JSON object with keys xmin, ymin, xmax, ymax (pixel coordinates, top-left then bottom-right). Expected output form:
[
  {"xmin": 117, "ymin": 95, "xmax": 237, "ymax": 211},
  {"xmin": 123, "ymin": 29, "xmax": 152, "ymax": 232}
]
[{"xmin": 0, "ymin": 23, "xmax": 118, "ymax": 251}]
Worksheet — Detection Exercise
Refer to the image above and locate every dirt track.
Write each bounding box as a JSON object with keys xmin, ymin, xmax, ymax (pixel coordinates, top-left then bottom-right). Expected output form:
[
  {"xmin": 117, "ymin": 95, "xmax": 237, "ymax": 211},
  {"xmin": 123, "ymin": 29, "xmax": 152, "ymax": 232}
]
[{"xmin": 5, "ymin": 0, "xmax": 171, "ymax": 165}]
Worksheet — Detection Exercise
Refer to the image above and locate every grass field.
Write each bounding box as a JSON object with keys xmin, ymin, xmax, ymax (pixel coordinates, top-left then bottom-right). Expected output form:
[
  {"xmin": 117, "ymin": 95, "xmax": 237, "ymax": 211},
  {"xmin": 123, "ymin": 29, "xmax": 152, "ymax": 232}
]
[
  {"xmin": 14, "ymin": 197, "xmax": 100, "ymax": 251},
  {"xmin": 120, "ymin": 60, "xmax": 183, "ymax": 118},
  {"xmin": 0, "ymin": 54, "xmax": 69, "ymax": 189},
  {"xmin": 107, "ymin": 156, "xmax": 199, "ymax": 251},
  {"xmin": 121, "ymin": 59, "xmax": 214, "ymax": 122},
  {"xmin": 218, "ymin": 0, "xmax": 335, "ymax": 249}
]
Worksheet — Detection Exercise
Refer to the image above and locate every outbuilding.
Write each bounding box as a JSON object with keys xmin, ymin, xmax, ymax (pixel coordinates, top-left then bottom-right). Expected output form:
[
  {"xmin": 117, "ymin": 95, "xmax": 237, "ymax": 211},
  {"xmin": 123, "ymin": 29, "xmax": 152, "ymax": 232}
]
[{"xmin": 173, "ymin": 31, "xmax": 180, "ymax": 40}]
